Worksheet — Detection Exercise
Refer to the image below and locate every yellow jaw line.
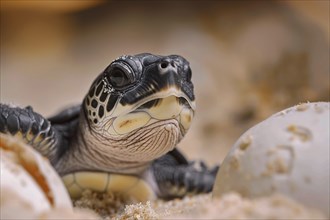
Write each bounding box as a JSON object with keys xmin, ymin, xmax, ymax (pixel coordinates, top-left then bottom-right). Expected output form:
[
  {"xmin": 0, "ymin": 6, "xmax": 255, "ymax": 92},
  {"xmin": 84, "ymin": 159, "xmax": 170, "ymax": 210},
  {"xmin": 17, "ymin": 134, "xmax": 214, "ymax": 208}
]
[
  {"xmin": 109, "ymin": 87, "xmax": 195, "ymax": 119},
  {"xmin": 106, "ymin": 95, "xmax": 193, "ymax": 135}
]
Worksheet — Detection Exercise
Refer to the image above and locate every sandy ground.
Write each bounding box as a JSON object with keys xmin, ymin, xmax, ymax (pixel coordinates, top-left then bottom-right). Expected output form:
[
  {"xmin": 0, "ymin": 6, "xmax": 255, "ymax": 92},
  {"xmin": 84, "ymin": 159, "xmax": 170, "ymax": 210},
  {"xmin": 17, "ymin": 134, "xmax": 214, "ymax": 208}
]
[{"xmin": 72, "ymin": 191, "xmax": 326, "ymax": 219}]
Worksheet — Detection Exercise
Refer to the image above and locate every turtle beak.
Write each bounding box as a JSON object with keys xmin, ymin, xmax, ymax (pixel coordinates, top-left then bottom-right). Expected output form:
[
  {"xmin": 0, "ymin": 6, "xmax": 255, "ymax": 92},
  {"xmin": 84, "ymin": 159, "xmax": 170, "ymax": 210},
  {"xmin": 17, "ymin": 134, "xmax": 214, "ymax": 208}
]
[{"xmin": 132, "ymin": 88, "xmax": 195, "ymax": 112}]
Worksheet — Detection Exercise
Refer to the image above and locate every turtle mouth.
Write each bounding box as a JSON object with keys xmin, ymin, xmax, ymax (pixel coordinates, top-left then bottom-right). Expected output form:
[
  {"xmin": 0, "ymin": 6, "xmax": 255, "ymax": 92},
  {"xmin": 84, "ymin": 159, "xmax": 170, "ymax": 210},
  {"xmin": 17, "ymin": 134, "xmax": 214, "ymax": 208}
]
[
  {"xmin": 130, "ymin": 88, "xmax": 195, "ymax": 114},
  {"xmin": 106, "ymin": 94, "xmax": 194, "ymax": 136},
  {"xmin": 137, "ymin": 98, "xmax": 161, "ymax": 109},
  {"xmin": 137, "ymin": 97, "xmax": 190, "ymax": 110}
]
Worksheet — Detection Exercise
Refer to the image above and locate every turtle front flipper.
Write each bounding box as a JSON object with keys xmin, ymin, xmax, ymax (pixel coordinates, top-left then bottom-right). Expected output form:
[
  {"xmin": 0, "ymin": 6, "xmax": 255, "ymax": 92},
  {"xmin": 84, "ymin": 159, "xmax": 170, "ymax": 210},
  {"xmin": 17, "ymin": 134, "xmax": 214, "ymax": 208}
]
[
  {"xmin": 0, "ymin": 104, "xmax": 61, "ymax": 164},
  {"xmin": 151, "ymin": 148, "xmax": 219, "ymax": 199}
]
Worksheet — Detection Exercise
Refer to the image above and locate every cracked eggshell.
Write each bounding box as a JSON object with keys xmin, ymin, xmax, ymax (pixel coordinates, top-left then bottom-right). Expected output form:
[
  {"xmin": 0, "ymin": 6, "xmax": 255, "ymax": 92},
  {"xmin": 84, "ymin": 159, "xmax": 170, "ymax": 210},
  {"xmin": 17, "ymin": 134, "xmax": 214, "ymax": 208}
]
[
  {"xmin": 213, "ymin": 102, "xmax": 330, "ymax": 217},
  {"xmin": 0, "ymin": 133, "xmax": 73, "ymax": 219}
]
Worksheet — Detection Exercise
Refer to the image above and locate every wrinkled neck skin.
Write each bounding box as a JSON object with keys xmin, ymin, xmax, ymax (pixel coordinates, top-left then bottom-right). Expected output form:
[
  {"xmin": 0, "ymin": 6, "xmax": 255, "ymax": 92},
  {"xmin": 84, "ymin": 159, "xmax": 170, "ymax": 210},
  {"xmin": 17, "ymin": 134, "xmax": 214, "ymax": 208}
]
[{"xmin": 55, "ymin": 111, "xmax": 182, "ymax": 176}]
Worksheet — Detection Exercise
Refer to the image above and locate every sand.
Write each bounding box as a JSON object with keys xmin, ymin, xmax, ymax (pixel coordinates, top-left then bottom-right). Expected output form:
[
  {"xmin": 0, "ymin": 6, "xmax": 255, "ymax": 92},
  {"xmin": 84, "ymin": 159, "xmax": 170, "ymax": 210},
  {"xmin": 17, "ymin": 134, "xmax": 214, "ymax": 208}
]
[{"xmin": 74, "ymin": 190, "xmax": 327, "ymax": 220}]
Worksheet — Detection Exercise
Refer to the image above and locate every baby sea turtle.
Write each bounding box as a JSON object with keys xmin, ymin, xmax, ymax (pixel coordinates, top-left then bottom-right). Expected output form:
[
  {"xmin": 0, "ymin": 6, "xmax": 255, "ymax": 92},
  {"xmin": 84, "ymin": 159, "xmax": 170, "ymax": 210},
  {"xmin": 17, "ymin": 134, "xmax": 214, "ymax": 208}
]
[{"xmin": 0, "ymin": 53, "xmax": 218, "ymax": 201}]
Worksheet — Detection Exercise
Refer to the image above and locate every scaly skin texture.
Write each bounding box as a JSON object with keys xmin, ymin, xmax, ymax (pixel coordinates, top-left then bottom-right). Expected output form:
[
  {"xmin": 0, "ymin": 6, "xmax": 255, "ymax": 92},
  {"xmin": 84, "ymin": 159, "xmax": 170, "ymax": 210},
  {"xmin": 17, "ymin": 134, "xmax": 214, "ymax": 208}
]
[{"xmin": 0, "ymin": 104, "xmax": 58, "ymax": 163}]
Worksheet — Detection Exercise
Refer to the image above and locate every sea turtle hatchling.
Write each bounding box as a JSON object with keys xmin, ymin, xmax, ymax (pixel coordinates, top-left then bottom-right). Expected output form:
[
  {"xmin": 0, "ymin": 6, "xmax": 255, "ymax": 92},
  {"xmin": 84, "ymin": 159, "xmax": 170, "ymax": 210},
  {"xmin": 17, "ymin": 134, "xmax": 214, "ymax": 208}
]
[{"xmin": 0, "ymin": 53, "xmax": 218, "ymax": 201}]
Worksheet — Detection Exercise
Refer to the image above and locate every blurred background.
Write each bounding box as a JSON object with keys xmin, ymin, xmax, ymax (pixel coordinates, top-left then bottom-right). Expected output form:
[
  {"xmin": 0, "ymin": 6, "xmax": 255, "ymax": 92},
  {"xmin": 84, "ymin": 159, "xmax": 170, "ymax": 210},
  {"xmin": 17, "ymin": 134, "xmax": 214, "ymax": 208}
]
[{"xmin": 1, "ymin": 0, "xmax": 329, "ymax": 165}]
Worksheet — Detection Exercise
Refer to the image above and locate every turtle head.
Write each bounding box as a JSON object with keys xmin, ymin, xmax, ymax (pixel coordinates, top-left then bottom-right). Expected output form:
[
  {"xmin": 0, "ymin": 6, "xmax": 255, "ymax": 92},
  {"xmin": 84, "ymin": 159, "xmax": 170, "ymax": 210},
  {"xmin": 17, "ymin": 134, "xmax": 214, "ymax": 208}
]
[{"xmin": 82, "ymin": 53, "xmax": 195, "ymax": 164}]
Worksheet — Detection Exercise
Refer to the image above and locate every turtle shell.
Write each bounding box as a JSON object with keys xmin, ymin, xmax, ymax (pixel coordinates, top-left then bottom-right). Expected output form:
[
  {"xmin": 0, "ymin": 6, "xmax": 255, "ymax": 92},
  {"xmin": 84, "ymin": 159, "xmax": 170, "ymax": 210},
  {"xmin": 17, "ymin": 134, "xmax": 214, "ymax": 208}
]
[{"xmin": 62, "ymin": 172, "xmax": 156, "ymax": 202}]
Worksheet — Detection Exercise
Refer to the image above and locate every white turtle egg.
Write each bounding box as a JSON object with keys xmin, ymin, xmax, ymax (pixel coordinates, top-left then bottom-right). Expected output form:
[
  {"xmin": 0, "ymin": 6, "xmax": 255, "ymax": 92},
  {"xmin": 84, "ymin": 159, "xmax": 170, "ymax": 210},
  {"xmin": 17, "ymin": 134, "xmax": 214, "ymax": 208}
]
[
  {"xmin": 213, "ymin": 102, "xmax": 330, "ymax": 217},
  {"xmin": 0, "ymin": 134, "xmax": 73, "ymax": 219}
]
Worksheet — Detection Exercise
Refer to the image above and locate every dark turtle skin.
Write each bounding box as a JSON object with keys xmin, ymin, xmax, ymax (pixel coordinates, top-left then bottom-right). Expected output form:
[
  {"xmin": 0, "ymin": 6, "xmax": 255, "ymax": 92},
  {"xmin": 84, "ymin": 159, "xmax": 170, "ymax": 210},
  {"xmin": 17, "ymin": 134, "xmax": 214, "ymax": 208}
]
[{"xmin": 0, "ymin": 53, "xmax": 218, "ymax": 199}]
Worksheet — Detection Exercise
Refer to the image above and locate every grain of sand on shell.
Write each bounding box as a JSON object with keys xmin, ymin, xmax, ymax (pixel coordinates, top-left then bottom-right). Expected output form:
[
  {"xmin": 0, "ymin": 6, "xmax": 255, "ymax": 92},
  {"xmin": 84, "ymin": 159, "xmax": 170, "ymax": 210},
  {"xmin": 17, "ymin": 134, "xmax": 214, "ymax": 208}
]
[{"xmin": 74, "ymin": 190, "xmax": 327, "ymax": 219}]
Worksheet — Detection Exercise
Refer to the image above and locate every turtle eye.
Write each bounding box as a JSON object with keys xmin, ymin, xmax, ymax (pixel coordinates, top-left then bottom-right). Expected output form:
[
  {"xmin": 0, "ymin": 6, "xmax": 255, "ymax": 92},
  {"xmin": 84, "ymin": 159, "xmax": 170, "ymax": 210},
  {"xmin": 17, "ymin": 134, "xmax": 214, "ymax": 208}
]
[
  {"xmin": 109, "ymin": 67, "xmax": 129, "ymax": 87},
  {"xmin": 106, "ymin": 62, "xmax": 134, "ymax": 89}
]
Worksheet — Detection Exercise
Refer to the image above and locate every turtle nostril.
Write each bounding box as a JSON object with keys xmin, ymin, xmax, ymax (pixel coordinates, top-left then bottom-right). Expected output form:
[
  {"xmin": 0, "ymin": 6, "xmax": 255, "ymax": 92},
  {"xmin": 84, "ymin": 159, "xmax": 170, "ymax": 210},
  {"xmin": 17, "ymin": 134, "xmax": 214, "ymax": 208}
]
[{"xmin": 160, "ymin": 62, "xmax": 168, "ymax": 69}]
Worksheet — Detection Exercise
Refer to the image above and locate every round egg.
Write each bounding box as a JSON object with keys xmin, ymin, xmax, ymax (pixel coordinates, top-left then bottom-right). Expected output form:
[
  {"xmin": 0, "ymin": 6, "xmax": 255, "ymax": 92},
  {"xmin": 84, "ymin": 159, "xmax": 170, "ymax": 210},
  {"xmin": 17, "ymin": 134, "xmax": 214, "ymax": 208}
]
[
  {"xmin": 0, "ymin": 133, "xmax": 73, "ymax": 219},
  {"xmin": 213, "ymin": 102, "xmax": 329, "ymax": 217}
]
